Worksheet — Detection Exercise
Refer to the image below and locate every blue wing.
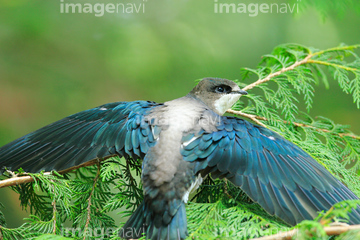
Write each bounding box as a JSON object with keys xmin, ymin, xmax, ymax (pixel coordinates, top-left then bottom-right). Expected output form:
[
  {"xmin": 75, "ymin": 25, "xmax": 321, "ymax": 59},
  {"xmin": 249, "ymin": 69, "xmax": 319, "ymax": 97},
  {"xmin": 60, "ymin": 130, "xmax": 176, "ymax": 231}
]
[
  {"xmin": 0, "ymin": 101, "xmax": 162, "ymax": 174},
  {"xmin": 181, "ymin": 116, "xmax": 360, "ymax": 225}
]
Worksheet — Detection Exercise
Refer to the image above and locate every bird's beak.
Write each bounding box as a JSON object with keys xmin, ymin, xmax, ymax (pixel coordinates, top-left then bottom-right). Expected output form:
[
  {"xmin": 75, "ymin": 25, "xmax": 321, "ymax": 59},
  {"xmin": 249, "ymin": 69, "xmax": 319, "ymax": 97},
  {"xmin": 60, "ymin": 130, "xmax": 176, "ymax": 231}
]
[{"xmin": 232, "ymin": 89, "xmax": 248, "ymax": 95}]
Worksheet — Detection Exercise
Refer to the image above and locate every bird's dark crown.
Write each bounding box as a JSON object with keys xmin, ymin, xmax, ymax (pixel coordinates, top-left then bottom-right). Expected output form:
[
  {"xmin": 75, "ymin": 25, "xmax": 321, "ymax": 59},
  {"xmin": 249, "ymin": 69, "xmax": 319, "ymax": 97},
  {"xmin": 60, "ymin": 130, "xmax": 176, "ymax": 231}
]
[{"xmin": 189, "ymin": 78, "xmax": 240, "ymax": 96}]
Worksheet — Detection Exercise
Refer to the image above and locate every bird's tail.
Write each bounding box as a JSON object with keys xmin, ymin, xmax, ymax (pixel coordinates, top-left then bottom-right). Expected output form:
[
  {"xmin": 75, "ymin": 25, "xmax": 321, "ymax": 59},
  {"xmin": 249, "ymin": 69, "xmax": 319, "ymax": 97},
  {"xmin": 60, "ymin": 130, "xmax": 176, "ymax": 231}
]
[{"xmin": 120, "ymin": 201, "xmax": 188, "ymax": 240}]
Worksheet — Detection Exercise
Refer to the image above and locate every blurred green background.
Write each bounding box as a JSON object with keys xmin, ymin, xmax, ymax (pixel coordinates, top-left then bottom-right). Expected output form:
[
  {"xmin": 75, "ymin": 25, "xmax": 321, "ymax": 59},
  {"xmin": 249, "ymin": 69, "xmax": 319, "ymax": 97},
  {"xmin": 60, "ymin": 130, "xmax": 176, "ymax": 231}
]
[{"xmin": 0, "ymin": 0, "xmax": 359, "ymax": 228}]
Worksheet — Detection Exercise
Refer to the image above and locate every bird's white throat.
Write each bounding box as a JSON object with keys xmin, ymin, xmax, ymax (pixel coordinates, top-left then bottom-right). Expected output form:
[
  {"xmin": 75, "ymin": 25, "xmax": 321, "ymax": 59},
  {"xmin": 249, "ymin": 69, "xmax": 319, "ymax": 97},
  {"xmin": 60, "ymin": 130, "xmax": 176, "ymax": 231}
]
[{"xmin": 213, "ymin": 94, "xmax": 241, "ymax": 115}]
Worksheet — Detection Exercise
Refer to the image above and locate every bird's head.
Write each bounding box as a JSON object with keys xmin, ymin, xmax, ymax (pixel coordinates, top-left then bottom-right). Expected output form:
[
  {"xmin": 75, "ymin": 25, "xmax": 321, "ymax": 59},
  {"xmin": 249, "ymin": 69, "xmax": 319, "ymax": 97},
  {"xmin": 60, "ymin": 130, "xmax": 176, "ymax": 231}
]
[{"xmin": 188, "ymin": 78, "xmax": 248, "ymax": 115}]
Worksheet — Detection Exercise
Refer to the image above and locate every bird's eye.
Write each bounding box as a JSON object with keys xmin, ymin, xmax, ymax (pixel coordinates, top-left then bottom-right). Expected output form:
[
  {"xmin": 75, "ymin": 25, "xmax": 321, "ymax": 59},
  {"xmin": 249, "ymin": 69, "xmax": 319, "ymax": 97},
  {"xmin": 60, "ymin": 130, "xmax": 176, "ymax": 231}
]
[
  {"xmin": 215, "ymin": 86, "xmax": 225, "ymax": 93},
  {"xmin": 214, "ymin": 85, "xmax": 231, "ymax": 93}
]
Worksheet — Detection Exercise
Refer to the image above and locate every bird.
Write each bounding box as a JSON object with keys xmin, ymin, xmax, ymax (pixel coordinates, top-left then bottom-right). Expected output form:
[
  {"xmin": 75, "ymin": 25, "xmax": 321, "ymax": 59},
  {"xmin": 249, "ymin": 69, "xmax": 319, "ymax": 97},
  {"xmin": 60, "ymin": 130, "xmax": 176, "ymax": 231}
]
[{"xmin": 0, "ymin": 77, "xmax": 360, "ymax": 240}]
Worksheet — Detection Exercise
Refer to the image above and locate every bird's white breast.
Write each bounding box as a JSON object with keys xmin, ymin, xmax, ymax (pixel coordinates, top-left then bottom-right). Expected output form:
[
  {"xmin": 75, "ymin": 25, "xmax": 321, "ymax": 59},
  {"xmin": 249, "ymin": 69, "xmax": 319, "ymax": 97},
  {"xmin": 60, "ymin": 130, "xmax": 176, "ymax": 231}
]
[{"xmin": 145, "ymin": 97, "xmax": 206, "ymax": 186}]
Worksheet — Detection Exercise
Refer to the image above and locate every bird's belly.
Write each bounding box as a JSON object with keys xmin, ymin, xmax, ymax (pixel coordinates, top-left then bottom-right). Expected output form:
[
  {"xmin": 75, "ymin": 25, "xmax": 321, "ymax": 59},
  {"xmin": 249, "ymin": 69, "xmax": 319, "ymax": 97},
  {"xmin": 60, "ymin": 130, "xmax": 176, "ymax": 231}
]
[{"xmin": 141, "ymin": 126, "xmax": 200, "ymax": 202}]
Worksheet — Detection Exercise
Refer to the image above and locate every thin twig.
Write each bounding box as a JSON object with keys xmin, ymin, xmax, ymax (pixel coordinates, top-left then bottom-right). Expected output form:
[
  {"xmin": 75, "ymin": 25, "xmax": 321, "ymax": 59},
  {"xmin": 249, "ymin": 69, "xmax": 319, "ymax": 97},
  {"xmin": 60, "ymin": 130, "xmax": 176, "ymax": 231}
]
[
  {"xmin": 222, "ymin": 179, "xmax": 233, "ymax": 199},
  {"xmin": 0, "ymin": 158, "xmax": 106, "ymax": 189},
  {"xmin": 125, "ymin": 159, "xmax": 138, "ymax": 189},
  {"xmin": 83, "ymin": 162, "xmax": 101, "ymax": 240},
  {"xmin": 250, "ymin": 224, "xmax": 360, "ymax": 240},
  {"xmin": 51, "ymin": 179, "xmax": 57, "ymax": 235},
  {"xmin": 226, "ymin": 109, "xmax": 267, "ymax": 127},
  {"xmin": 242, "ymin": 54, "xmax": 313, "ymax": 91},
  {"xmin": 227, "ymin": 110, "xmax": 360, "ymax": 140}
]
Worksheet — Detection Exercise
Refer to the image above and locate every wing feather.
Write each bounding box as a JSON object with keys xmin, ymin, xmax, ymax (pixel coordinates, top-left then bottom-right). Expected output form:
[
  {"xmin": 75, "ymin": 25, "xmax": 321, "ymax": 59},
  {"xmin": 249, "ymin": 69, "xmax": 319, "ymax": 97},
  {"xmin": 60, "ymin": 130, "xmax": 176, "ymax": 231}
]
[
  {"xmin": 0, "ymin": 101, "xmax": 162, "ymax": 173},
  {"xmin": 181, "ymin": 116, "xmax": 360, "ymax": 225}
]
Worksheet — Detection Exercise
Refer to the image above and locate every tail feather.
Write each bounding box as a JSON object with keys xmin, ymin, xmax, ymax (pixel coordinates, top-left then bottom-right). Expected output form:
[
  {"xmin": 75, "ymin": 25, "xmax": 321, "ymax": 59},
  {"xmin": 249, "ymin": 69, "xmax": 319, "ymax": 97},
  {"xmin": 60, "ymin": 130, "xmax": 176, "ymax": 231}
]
[{"xmin": 120, "ymin": 201, "xmax": 188, "ymax": 240}]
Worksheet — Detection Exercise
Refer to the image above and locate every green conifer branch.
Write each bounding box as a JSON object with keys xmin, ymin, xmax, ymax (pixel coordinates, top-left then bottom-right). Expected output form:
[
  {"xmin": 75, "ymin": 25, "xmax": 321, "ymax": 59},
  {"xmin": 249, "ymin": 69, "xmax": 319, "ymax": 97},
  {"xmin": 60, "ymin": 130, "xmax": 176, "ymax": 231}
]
[
  {"xmin": 307, "ymin": 59, "xmax": 359, "ymax": 72},
  {"xmin": 242, "ymin": 54, "xmax": 313, "ymax": 91},
  {"xmin": 82, "ymin": 164, "xmax": 101, "ymax": 240},
  {"xmin": 187, "ymin": 201, "xmax": 221, "ymax": 239}
]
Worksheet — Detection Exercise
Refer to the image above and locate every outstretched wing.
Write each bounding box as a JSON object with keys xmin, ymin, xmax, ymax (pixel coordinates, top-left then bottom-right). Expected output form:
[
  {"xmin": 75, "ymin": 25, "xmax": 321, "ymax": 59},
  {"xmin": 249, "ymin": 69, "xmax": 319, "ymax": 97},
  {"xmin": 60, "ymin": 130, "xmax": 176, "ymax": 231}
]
[
  {"xmin": 0, "ymin": 101, "xmax": 162, "ymax": 174},
  {"xmin": 181, "ymin": 116, "xmax": 360, "ymax": 225}
]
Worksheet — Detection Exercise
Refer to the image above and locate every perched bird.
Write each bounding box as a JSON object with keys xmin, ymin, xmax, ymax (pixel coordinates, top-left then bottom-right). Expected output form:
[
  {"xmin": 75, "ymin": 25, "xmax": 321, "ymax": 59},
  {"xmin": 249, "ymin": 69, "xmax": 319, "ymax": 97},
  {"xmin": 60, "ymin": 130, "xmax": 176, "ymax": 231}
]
[{"xmin": 0, "ymin": 78, "xmax": 360, "ymax": 240}]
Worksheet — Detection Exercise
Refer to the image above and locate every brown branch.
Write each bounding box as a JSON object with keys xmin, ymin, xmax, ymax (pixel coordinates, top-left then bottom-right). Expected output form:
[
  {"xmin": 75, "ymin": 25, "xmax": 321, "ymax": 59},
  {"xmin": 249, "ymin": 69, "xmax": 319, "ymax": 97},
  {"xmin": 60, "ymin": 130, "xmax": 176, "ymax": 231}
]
[
  {"xmin": 0, "ymin": 157, "xmax": 111, "ymax": 189},
  {"xmin": 251, "ymin": 224, "xmax": 360, "ymax": 240},
  {"xmin": 291, "ymin": 122, "xmax": 360, "ymax": 140},
  {"xmin": 242, "ymin": 54, "xmax": 313, "ymax": 91},
  {"xmin": 124, "ymin": 158, "xmax": 139, "ymax": 189},
  {"xmin": 83, "ymin": 162, "xmax": 101, "ymax": 240},
  {"xmin": 0, "ymin": 172, "xmax": 52, "ymax": 188},
  {"xmin": 227, "ymin": 110, "xmax": 360, "ymax": 140},
  {"xmin": 222, "ymin": 179, "xmax": 233, "ymax": 199},
  {"xmin": 226, "ymin": 110, "xmax": 267, "ymax": 127},
  {"xmin": 51, "ymin": 180, "xmax": 57, "ymax": 235},
  {"xmin": 52, "ymin": 202, "xmax": 57, "ymax": 235}
]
